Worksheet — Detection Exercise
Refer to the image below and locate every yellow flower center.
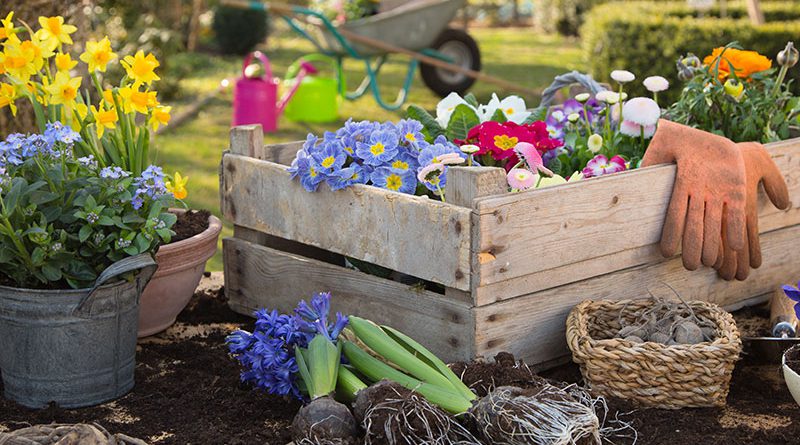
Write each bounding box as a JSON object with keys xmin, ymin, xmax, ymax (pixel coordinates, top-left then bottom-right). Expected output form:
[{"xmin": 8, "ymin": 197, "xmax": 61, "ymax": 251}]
[
  {"xmin": 405, "ymin": 132, "xmax": 416, "ymax": 142},
  {"xmin": 46, "ymin": 17, "xmax": 62, "ymax": 36},
  {"xmin": 494, "ymin": 135, "xmax": 519, "ymax": 151},
  {"xmin": 505, "ymin": 107, "xmax": 515, "ymax": 115},
  {"xmin": 97, "ymin": 109, "xmax": 116, "ymax": 125},
  {"xmin": 309, "ymin": 167, "xmax": 317, "ymax": 178},
  {"xmin": 61, "ymin": 85, "xmax": 77, "ymax": 101},
  {"xmin": 344, "ymin": 146, "xmax": 353, "ymax": 154},
  {"xmin": 370, "ymin": 142, "xmax": 385, "ymax": 156},
  {"xmin": 391, "ymin": 160, "xmax": 409, "ymax": 170},
  {"xmin": 321, "ymin": 156, "xmax": 335, "ymax": 168},
  {"xmin": 515, "ymin": 172, "xmax": 528, "ymax": 180},
  {"xmin": 386, "ymin": 174, "xmax": 402, "ymax": 191}
]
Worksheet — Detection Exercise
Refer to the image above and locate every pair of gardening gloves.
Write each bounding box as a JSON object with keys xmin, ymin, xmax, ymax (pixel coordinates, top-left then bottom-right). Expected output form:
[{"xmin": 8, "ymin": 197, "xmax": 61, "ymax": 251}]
[{"xmin": 643, "ymin": 119, "xmax": 791, "ymax": 281}]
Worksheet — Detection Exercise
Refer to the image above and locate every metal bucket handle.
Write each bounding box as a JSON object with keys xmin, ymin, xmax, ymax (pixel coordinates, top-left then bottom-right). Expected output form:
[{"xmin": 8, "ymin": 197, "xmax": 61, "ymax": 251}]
[
  {"xmin": 286, "ymin": 54, "xmax": 345, "ymax": 97},
  {"xmin": 73, "ymin": 253, "xmax": 158, "ymax": 318},
  {"xmin": 539, "ymin": 71, "xmax": 608, "ymax": 108}
]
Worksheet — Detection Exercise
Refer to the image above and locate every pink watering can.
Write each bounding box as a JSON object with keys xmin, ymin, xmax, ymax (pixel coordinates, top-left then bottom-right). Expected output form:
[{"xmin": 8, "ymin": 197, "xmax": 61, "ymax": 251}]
[{"xmin": 232, "ymin": 51, "xmax": 316, "ymax": 133}]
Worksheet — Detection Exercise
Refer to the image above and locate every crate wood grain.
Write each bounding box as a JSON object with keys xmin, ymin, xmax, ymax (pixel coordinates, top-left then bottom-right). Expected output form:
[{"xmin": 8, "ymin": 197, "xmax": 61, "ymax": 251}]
[{"xmin": 222, "ymin": 125, "xmax": 800, "ymax": 367}]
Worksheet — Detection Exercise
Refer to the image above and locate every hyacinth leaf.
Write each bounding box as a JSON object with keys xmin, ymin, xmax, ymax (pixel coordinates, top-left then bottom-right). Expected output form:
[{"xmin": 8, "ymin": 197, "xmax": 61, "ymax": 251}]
[
  {"xmin": 342, "ymin": 340, "xmax": 472, "ymax": 414},
  {"xmin": 463, "ymin": 93, "xmax": 479, "ymax": 108},
  {"xmin": 335, "ymin": 365, "xmax": 367, "ymax": 402},
  {"xmin": 294, "ymin": 345, "xmax": 315, "ymax": 397},
  {"xmin": 446, "ymin": 104, "xmax": 480, "ymax": 141},
  {"xmin": 490, "ymin": 108, "xmax": 507, "ymax": 124},
  {"xmin": 406, "ymin": 105, "xmax": 444, "ymax": 140},
  {"xmin": 307, "ymin": 334, "xmax": 339, "ymax": 399},
  {"xmin": 348, "ymin": 316, "xmax": 456, "ymax": 391},
  {"xmin": 381, "ymin": 324, "xmax": 477, "ymax": 401}
]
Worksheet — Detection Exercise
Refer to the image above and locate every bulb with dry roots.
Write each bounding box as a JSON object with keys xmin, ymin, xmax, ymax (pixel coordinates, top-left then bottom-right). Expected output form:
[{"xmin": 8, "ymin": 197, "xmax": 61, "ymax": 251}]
[
  {"xmin": 354, "ymin": 380, "xmax": 481, "ymax": 445},
  {"xmin": 291, "ymin": 396, "xmax": 359, "ymax": 445},
  {"xmin": 469, "ymin": 384, "xmax": 601, "ymax": 445}
]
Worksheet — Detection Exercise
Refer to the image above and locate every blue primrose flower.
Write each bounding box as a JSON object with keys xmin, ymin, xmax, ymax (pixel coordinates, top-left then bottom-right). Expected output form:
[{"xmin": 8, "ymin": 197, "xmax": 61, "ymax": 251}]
[
  {"xmin": 417, "ymin": 141, "xmax": 464, "ymax": 168},
  {"xmin": 327, "ymin": 164, "xmax": 368, "ymax": 191},
  {"xmin": 395, "ymin": 119, "xmax": 425, "ymax": 146},
  {"xmin": 356, "ymin": 128, "xmax": 399, "ymax": 166},
  {"xmin": 387, "ymin": 151, "xmax": 419, "ymax": 174},
  {"xmin": 310, "ymin": 139, "xmax": 346, "ymax": 175},
  {"xmin": 370, "ymin": 166, "xmax": 417, "ymax": 195},
  {"xmin": 783, "ymin": 282, "xmax": 800, "ymax": 319}
]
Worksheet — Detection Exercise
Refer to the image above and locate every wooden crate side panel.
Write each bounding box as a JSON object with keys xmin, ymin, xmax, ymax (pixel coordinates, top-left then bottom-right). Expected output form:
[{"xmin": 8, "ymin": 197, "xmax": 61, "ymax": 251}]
[
  {"xmin": 221, "ymin": 153, "xmax": 472, "ymax": 291},
  {"xmin": 473, "ymin": 138, "xmax": 800, "ymax": 301},
  {"xmin": 473, "ymin": 224, "xmax": 800, "ymax": 366},
  {"xmin": 224, "ymin": 238, "xmax": 475, "ymax": 362}
]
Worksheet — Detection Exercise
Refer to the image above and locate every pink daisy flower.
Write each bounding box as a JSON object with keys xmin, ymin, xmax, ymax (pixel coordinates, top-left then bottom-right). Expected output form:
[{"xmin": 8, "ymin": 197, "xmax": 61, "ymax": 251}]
[
  {"xmin": 506, "ymin": 168, "xmax": 537, "ymax": 190},
  {"xmin": 513, "ymin": 142, "xmax": 553, "ymax": 176}
]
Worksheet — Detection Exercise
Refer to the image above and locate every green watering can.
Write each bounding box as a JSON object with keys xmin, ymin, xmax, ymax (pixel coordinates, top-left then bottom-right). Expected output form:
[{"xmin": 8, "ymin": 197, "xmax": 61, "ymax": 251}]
[{"xmin": 284, "ymin": 54, "xmax": 343, "ymax": 123}]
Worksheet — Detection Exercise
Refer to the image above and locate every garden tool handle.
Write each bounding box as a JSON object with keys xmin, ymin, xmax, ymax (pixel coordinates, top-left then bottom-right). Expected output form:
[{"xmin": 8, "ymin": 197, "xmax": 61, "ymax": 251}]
[
  {"xmin": 242, "ymin": 51, "xmax": 273, "ymax": 80},
  {"xmin": 286, "ymin": 54, "xmax": 345, "ymax": 96},
  {"xmin": 771, "ymin": 287, "xmax": 798, "ymax": 337},
  {"xmin": 73, "ymin": 253, "xmax": 158, "ymax": 318},
  {"xmin": 276, "ymin": 64, "xmax": 311, "ymax": 115}
]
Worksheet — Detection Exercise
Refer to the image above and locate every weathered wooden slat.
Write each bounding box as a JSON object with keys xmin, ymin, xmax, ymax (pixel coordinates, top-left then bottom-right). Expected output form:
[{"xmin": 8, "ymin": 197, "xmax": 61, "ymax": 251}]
[
  {"xmin": 473, "ymin": 223, "xmax": 800, "ymax": 365},
  {"xmin": 221, "ymin": 153, "xmax": 473, "ymax": 290},
  {"xmin": 224, "ymin": 238, "xmax": 475, "ymax": 362},
  {"xmin": 447, "ymin": 166, "xmax": 508, "ymax": 208},
  {"xmin": 258, "ymin": 141, "xmax": 305, "ymax": 165},
  {"xmin": 472, "ymin": 139, "xmax": 800, "ymax": 303}
]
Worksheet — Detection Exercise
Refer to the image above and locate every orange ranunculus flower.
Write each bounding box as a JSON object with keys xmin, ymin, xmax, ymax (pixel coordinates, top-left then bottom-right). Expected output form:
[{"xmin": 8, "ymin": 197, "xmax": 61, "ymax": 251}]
[{"xmin": 703, "ymin": 47, "xmax": 772, "ymax": 80}]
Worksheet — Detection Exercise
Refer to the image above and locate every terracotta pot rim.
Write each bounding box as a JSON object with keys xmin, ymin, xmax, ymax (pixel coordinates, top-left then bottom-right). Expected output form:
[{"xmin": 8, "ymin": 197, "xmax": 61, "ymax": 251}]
[{"xmin": 156, "ymin": 209, "xmax": 223, "ymax": 256}]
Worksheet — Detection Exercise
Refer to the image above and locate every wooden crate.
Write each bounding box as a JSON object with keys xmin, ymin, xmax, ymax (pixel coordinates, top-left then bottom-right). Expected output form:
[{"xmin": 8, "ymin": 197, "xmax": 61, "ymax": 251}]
[{"xmin": 221, "ymin": 124, "xmax": 800, "ymax": 367}]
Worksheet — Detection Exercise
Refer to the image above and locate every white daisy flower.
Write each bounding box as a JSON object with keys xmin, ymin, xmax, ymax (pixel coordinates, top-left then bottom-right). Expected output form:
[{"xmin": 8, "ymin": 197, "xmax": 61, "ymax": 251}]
[
  {"xmin": 620, "ymin": 120, "xmax": 657, "ymax": 138},
  {"xmin": 643, "ymin": 76, "xmax": 669, "ymax": 93},
  {"xmin": 587, "ymin": 134, "xmax": 603, "ymax": 153},
  {"xmin": 611, "ymin": 70, "xmax": 636, "ymax": 83},
  {"xmin": 567, "ymin": 113, "xmax": 580, "ymax": 123},
  {"xmin": 622, "ymin": 97, "xmax": 661, "ymax": 127},
  {"xmin": 596, "ymin": 91, "xmax": 620, "ymax": 104},
  {"xmin": 575, "ymin": 93, "xmax": 591, "ymax": 102}
]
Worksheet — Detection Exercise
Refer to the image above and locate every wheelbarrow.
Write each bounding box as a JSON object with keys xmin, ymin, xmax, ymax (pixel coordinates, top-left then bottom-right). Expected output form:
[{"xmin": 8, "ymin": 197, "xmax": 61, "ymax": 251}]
[{"xmin": 221, "ymin": 0, "xmax": 537, "ymax": 111}]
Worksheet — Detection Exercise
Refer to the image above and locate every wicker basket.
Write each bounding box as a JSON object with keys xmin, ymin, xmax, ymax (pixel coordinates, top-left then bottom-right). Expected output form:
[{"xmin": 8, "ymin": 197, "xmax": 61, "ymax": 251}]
[{"xmin": 566, "ymin": 299, "xmax": 742, "ymax": 409}]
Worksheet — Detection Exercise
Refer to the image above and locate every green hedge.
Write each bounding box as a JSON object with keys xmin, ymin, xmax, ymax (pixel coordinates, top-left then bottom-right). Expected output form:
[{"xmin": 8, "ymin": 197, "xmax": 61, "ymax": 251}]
[
  {"xmin": 582, "ymin": 1, "xmax": 800, "ymax": 102},
  {"xmin": 540, "ymin": 0, "xmax": 788, "ymax": 36}
]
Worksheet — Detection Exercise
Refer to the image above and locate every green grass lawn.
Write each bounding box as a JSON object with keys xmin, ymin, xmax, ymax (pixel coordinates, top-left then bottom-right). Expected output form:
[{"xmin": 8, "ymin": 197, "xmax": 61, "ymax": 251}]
[{"xmin": 155, "ymin": 27, "xmax": 583, "ymax": 271}]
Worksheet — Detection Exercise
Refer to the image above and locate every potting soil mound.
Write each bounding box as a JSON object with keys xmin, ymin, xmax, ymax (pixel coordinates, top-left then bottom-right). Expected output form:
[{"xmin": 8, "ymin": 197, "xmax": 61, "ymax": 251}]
[
  {"xmin": 1, "ymin": 281, "xmax": 798, "ymax": 444},
  {"xmin": 170, "ymin": 210, "xmax": 211, "ymax": 243}
]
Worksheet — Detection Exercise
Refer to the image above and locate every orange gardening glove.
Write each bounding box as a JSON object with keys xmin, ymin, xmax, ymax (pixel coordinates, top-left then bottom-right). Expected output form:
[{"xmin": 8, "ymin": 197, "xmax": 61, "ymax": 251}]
[
  {"xmin": 714, "ymin": 142, "xmax": 790, "ymax": 281},
  {"xmin": 642, "ymin": 119, "xmax": 747, "ymax": 271}
]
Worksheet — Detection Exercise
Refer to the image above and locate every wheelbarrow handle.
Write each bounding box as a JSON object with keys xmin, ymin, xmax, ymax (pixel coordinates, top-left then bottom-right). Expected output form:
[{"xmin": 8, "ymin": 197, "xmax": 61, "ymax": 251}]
[{"xmin": 221, "ymin": 0, "xmax": 296, "ymax": 15}]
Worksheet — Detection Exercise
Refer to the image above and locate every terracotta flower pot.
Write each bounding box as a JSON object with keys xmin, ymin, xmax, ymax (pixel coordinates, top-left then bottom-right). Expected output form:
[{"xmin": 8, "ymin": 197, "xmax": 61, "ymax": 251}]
[
  {"xmin": 783, "ymin": 345, "xmax": 800, "ymax": 407},
  {"xmin": 138, "ymin": 210, "xmax": 222, "ymax": 337}
]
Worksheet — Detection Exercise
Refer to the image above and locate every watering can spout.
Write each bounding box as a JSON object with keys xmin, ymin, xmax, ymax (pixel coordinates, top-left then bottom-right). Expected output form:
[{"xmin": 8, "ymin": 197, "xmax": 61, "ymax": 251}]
[{"xmin": 277, "ymin": 61, "xmax": 317, "ymax": 116}]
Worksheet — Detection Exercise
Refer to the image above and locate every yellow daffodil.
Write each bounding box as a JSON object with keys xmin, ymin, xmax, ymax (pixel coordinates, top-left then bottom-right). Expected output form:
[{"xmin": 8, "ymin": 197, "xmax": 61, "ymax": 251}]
[
  {"xmin": 165, "ymin": 172, "xmax": 188, "ymax": 200},
  {"xmin": 149, "ymin": 105, "xmax": 171, "ymax": 131},
  {"xmin": 0, "ymin": 12, "xmax": 15, "ymax": 41},
  {"xmin": 45, "ymin": 71, "xmax": 81, "ymax": 106},
  {"xmin": 54, "ymin": 52, "xmax": 77, "ymax": 71},
  {"xmin": 120, "ymin": 50, "xmax": 160, "ymax": 86},
  {"xmin": 1, "ymin": 35, "xmax": 37, "ymax": 82},
  {"xmin": 80, "ymin": 37, "xmax": 116, "ymax": 73},
  {"xmin": 118, "ymin": 86, "xmax": 157, "ymax": 114},
  {"xmin": 91, "ymin": 103, "xmax": 118, "ymax": 138},
  {"xmin": 36, "ymin": 16, "xmax": 77, "ymax": 51},
  {"xmin": 0, "ymin": 83, "xmax": 18, "ymax": 116}
]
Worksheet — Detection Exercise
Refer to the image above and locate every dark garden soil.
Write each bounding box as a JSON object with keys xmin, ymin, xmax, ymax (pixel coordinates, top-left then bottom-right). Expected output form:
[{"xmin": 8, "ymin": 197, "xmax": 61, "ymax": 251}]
[
  {"xmin": 170, "ymin": 210, "xmax": 211, "ymax": 243},
  {"xmin": 787, "ymin": 345, "xmax": 800, "ymax": 375},
  {"xmin": 1, "ymin": 282, "xmax": 798, "ymax": 444}
]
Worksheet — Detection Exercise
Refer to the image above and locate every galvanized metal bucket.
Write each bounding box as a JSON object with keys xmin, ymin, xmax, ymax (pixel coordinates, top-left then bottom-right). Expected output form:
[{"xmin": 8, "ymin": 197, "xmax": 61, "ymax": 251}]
[{"xmin": 0, "ymin": 254, "xmax": 157, "ymax": 408}]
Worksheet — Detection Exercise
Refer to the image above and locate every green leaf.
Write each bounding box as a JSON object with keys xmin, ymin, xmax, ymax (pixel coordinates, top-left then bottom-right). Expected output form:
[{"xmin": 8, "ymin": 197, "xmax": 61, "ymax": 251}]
[
  {"xmin": 406, "ymin": 105, "xmax": 445, "ymax": 141},
  {"xmin": 446, "ymin": 104, "xmax": 480, "ymax": 141},
  {"xmin": 463, "ymin": 93, "xmax": 479, "ymax": 108},
  {"xmin": 295, "ymin": 346, "xmax": 315, "ymax": 397},
  {"xmin": 79, "ymin": 225, "xmax": 93, "ymax": 243},
  {"xmin": 98, "ymin": 216, "xmax": 115, "ymax": 226},
  {"xmin": 41, "ymin": 263, "xmax": 62, "ymax": 282},
  {"xmin": 3, "ymin": 178, "xmax": 27, "ymax": 216},
  {"xmin": 524, "ymin": 106, "xmax": 548, "ymax": 124},
  {"xmin": 490, "ymin": 108, "xmax": 507, "ymax": 123}
]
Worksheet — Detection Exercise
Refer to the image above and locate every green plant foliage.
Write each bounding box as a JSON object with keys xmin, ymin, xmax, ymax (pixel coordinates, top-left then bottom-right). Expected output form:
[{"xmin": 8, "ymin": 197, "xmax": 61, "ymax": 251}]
[
  {"xmin": 445, "ymin": 104, "xmax": 481, "ymax": 141},
  {"xmin": 582, "ymin": 1, "xmax": 800, "ymax": 103},
  {"xmin": 212, "ymin": 5, "xmax": 270, "ymax": 55}
]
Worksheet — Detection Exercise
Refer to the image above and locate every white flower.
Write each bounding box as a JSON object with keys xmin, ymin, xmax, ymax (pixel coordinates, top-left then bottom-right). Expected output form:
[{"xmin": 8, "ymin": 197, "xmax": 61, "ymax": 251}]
[
  {"xmin": 620, "ymin": 120, "xmax": 657, "ymax": 138},
  {"xmin": 575, "ymin": 93, "xmax": 591, "ymax": 102},
  {"xmin": 620, "ymin": 92, "xmax": 628, "ymax": 101},
  {"xmin": 643, "ymin": 76, "xmax": 669, "ymax": 93},
  {"xmin": 611, "ymin": 102, "xmax": 622, "ymax": 121},
  {"xmin": 596, "ymin": 91, "xmax": 620, "ymax": 104},
  {"xmin": 477, "ymin": 93, "xmax": 501, "ymax": 122},
  {"xmin": 567, "ymin": 172, "xmax": 584, "ymax": 182},
  {"xmin": 622, "ymin": 97, "xmax": 661, "ymax": 126},
  {"xmin": 436, "ymin": 92, "xmax": 475, "ymax": 127},
  {"xmin": 611, "ymin": 70, "xmax": 635, "ymax": 83},
  {"xmin": 567, "ymin": 113, "xmax": 580, "ymax": 122},
  {"xmin": 460, "ymin": 144, "xmax": 480, "ymax": 154},
  {"xmin": 587, "ymin": 134, "xmax": 603, "ymax": 153},
  {"xmin": 536, "ymin": 174, "xmax": 567, "ymax": 189}
]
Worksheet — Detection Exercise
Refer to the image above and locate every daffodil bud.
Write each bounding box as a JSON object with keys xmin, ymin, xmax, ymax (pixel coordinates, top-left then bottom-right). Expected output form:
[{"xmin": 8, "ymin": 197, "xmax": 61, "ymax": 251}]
[{"xmin": 778, "ymin": 41, "xmax": 799, "ymax": 68}]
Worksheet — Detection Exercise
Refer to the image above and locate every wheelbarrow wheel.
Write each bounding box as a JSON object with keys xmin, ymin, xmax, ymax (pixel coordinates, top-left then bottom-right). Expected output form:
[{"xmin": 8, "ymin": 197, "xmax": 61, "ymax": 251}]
[{"xmin": 420, "ymin": 28, "xmax": 481, "ymax": 98}]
